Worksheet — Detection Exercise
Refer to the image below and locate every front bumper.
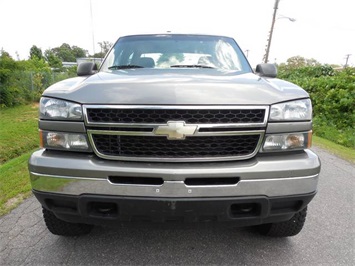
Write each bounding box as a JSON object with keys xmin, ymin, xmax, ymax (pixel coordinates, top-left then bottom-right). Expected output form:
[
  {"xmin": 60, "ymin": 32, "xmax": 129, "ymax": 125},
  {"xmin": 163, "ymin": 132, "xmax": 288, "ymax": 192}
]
[
  {"xmin": 29, "ymin": 149, "xmax": 320, "ymax": 198},
  {"xmin": 33, "ymin": 190, "xmax": 316, "ymax": 226}
]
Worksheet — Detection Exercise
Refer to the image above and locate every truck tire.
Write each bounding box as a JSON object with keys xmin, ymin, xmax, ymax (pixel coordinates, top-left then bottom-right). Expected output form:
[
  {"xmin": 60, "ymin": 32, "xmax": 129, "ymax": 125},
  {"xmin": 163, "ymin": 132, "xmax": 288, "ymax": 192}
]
[
  {"xmin": 257, "ymin": 207, "xmax": 307, "ymax": 237},
  {"xmin": 42, "ymin": 208, "xmax": 93, "ymax": 236}
]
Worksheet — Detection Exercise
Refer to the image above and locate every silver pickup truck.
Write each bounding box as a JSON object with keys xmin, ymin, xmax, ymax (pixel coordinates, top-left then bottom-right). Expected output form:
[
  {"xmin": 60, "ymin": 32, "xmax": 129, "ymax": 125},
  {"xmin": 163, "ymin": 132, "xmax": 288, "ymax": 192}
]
[{"xmin": 28, "ymin": 34, "xmax": 321, "ymax": 237}]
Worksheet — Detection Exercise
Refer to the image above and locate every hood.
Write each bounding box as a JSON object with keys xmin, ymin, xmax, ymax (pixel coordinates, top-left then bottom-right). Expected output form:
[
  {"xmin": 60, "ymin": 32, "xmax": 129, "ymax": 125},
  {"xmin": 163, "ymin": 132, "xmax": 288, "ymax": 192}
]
[{"xmin": 43, "ymin": 69, "xmax": 309, "ymax": 105}]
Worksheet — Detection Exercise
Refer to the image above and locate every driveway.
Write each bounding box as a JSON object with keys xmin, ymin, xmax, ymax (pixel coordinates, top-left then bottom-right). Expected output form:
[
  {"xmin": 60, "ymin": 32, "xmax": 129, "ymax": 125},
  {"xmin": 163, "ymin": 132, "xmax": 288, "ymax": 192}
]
[{"xmin": 0, "ymin": 146, "xmax": 354, "ymax": 265}]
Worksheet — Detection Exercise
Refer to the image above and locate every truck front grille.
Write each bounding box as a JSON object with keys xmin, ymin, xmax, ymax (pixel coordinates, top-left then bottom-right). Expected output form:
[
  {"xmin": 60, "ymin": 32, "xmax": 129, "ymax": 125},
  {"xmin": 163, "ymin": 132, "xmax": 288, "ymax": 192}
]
[
  {"xmin": 91, "ymin": 135, "xmax": 261, "ymax": 159},
  {"xmin": 84, "ymin": 105, "xmax": 268, "ymax": 162}
]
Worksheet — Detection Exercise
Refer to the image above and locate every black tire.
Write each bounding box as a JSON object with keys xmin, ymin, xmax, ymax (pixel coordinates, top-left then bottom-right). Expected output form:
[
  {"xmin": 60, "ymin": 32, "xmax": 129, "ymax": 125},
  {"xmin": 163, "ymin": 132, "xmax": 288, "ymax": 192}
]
[
  {"xmin": 257, "ymin": 207, "xmax": 307, "ymax": 237},
  {"xmin": 42, "ymin": 208, "xmax": 93, "ymax": 236}
]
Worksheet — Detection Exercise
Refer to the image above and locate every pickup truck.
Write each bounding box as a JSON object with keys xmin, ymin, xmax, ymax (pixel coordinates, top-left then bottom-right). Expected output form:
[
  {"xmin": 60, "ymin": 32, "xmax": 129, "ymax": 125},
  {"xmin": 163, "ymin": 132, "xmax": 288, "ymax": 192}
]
[{"xmin": 28, "ymin": 34, "xmax": 321, "ymax": 237}]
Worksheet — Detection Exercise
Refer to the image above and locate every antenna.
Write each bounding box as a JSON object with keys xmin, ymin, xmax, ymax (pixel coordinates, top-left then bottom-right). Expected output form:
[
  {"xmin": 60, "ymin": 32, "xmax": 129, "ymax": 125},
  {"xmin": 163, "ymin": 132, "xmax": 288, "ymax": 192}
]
[{"xmin": 90, "ymin": 0, "xmax": 95, "ymax": 56}]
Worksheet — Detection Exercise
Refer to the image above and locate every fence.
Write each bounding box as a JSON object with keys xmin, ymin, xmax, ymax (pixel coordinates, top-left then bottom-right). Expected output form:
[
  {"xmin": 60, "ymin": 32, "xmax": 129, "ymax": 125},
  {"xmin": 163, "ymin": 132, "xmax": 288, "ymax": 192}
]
[{"xmin": 0, "ymin": 71, "xmax": 76, "ymax": 107}]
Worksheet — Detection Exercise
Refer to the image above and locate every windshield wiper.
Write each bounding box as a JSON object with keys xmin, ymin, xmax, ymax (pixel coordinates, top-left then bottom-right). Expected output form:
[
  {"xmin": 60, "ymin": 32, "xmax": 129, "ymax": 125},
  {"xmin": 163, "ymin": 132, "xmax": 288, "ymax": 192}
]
[
  {"xmin": 108, "ymin": 65, "xmax": 144, "ymax": 70},
  {"xmin": 170, "ymin": 64, "xmax": 215, "ymax": 69}
]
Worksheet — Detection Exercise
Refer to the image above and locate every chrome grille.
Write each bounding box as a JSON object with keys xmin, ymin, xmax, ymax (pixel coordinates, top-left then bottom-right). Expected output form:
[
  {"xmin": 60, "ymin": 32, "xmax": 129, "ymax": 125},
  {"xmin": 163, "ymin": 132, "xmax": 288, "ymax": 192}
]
[{"xmin": 84, "ymin": 105, "xmax": 268, "ymax": 162}]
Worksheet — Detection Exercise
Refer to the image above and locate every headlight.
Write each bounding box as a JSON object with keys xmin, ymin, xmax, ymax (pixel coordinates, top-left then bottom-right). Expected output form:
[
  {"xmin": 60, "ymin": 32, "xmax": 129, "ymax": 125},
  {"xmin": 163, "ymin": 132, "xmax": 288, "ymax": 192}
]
[
  {"xmin": 40, "ymin": 97, "xmax": 82, "ymax": 120},
  {"xmin": 270, "ymin": 99, "xmax": 312, "ymax": 121},
  {"xmin": 261, "ymin": 131, "xmax": 312, "ymax": 152},
  {"xmin": 40, "ymin": 131, "xmax": 90, "ymax": 152}
]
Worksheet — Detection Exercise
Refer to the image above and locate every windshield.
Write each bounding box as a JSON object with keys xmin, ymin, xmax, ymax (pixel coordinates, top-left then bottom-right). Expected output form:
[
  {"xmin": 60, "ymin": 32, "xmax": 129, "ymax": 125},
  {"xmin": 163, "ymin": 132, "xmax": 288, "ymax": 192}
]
[{"xmin": 100, "ymin": 34, "xmax": 252, "ymax": 72}]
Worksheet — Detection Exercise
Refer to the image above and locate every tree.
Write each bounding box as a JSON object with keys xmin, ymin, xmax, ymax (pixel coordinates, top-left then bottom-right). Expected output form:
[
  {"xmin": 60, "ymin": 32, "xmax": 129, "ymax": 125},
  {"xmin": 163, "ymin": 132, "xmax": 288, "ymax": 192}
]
[
  {"xmin": 99, "ymin": 41, "xmax": 112, "ymax": 54},
  {"xmin": 72, "ymin": 46, "xmax": 87, "ymax": 58},
  {"xmin": 0, "ymin": 49, "xmax": 18, "ymax": 84},
  {"xmin": 30, "ymin": 45, "xmax": 44, "ymax": 60},
  {"xmin": 0, "ymin": 49, "xmax": 11, "ymax": 58},
  {"xmin": 52, "ymin": 43, "xmax": 76, "ymax": 62},
  {"xmin": 50, "ymin": 43, "xmax": 87, "ymax": 62},
  {"xmin": 44, "ymin": 49, "xmax": 62, "ymax": 69},
  {"xmin": 92, "ymin": 41, "xmax": 113, "ymax": 58},
  {"xmin": 282, "ymin": 56, "xmax": 320, "ymax": 69},
  {"xmin": 18, "ymin": 57, "xmax": 50, "ymax": 72},
  {"xmin": 0, "ymin": 50, "xmax": 20, "ymax": 106}
]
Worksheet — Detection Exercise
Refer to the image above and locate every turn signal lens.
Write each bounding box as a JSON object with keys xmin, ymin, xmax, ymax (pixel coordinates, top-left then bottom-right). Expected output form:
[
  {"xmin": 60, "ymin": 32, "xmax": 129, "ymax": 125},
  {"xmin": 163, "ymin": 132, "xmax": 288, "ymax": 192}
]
[
  {"xmin": 41, "ymin": 131, "xmax": 90, "ymax": 151},
  {"xmin": 261, "ymin": 131, "xmax": 311, "ymax": 152}
]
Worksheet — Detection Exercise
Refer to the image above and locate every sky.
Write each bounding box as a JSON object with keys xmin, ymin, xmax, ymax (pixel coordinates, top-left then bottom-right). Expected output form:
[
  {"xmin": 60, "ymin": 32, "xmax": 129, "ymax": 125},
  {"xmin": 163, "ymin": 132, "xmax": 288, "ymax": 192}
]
[{"xmin": 1, "ymin": 0, "xmax": 355, "ymax": 67}]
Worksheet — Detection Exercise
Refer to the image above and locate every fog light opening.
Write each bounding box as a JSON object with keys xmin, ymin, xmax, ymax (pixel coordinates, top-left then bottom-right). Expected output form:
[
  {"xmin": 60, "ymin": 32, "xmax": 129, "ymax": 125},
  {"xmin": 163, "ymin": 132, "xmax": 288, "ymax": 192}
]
[
  {"xmin": 89, "ymin": 202, "xmax": 118, "ymax": 217},
  {"xmin": 230, "ymin": 203, "xmax": 261, "ymax": 217}
]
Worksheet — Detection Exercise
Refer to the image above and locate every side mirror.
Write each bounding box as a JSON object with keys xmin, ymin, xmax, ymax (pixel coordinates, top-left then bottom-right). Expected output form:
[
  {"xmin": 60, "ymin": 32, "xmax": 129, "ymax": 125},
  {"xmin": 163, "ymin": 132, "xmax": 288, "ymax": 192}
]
[
  {"xmin": 255, "ymin": 63, "xmax": 277, "ymax": 78},
  {"xmin": 77, "ymin": 62, "xmax": 98, "ymax": 76}
]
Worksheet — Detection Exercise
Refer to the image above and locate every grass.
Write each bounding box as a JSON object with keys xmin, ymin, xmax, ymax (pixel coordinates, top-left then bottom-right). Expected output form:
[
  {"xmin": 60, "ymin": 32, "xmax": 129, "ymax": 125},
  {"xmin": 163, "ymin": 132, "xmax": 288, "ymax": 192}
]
[
  {"xmin": 0, "ymin": 104, "xmax": 39, "ymax": 164},
  {"xmin": 313, "ymin": 135, "xmax": 355, "ymax": 164},
  {"xmin": 313, "ymin": 119, "xmax": 355, "ymax": 149},
  {"xmin": 0, "ymin": 151, "xmax": 34, "ymax": 216},
  {"xmin": 0, "ymin": 150, "xmax": 72, "ymax": 216},
  {"xmin": 0, "ymin": 104, "xmax": 39, "ymax": 215}
]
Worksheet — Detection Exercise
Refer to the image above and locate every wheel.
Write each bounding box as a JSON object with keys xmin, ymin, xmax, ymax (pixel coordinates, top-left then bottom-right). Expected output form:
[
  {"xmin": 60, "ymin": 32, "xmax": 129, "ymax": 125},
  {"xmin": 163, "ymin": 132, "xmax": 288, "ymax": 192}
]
[
  {"xmin": 42, "ymin": 208, "xmax": 94, "ymax": 236},
  {"xmin": 257, "ymin": 207, "xmax": 307, "ymax": 237}
]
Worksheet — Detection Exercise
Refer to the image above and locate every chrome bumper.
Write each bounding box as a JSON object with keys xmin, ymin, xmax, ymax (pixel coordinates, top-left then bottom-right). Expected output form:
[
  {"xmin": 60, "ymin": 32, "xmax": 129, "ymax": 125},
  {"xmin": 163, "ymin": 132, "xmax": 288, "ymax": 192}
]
[{"xmin": 29, "ymin": 149, "xmax": 320, "ymax": 198}]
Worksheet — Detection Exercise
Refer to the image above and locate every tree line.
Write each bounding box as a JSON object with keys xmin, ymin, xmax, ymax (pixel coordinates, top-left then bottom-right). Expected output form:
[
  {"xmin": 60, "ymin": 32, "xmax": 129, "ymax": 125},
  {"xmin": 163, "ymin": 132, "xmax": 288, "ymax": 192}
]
[
  {"xmin": 29, "ymin": 41, "xmax": 112, "ymax": 69},
  {"xmin": 0, "ymin": 41, "xmax": 112, "ymax": 107}
]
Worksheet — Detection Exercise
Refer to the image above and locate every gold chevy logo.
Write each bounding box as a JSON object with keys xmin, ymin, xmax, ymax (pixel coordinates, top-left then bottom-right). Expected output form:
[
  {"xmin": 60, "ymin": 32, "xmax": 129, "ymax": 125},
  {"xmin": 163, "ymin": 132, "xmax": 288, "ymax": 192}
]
[{"xmin": 154, "ymin": 121, "xmax": 198, "ymax": 140}]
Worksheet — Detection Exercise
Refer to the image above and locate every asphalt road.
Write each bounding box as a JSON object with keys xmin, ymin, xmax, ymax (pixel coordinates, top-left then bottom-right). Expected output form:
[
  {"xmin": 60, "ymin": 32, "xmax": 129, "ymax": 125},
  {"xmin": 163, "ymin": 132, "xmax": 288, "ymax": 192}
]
[{"xmin": 0, "ymin": 146, "xmax": 354, "ymax": 266}]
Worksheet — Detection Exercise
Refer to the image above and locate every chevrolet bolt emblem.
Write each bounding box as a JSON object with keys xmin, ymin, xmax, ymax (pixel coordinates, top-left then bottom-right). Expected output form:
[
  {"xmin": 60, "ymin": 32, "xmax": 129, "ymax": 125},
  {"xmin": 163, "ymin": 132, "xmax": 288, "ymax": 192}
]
[{"xmin": 154, "ymin": 121, "xmax": 198, "ymax": 140}]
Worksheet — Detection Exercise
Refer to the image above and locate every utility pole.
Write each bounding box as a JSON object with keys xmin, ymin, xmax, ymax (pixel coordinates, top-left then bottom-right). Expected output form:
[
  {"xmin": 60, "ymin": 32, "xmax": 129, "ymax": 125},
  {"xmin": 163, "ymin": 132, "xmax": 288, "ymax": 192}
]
[
  {"xmin": 245, "ymin": 49, "xmax": 250, "ymax": 58},
  {"xmin": 264, "ymin": 0, "xmax": 280, "ymax": 63},
  {"xmin": 344, "ymin": 54, "xmax": 351, "ymax": 68}
]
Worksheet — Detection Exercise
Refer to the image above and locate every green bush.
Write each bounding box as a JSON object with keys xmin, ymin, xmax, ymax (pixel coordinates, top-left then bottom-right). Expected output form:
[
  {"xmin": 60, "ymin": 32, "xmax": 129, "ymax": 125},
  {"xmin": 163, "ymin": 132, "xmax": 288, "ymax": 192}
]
[
  {"xmin": 0, "ymin": 70, "xmax": 76, "ymax": 107},
  {"xmin": 0, "ymin": 50, "xmax": 77, "ymax": 107},
  {"xmin": 278, "ymin": 65, "xmax": 355, "ymax": 148}
]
